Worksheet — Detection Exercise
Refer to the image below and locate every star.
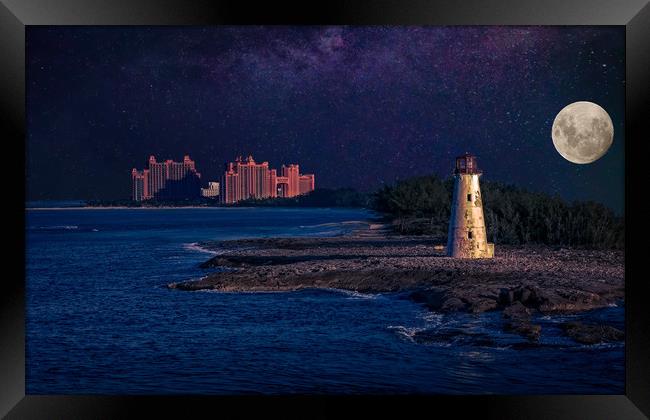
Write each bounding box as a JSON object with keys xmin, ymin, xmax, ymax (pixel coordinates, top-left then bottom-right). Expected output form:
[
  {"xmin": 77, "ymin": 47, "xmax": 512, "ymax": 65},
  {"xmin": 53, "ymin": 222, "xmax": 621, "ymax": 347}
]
[{"xmin": 26, "ymin": 26, "xmax": 624, "ymax": 213}]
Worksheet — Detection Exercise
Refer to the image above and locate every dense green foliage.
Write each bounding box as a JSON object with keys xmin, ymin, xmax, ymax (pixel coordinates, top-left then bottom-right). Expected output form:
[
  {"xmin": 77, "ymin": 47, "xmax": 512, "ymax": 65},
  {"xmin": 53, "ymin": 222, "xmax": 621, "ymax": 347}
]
[
  {"xmin": 373, "ymin": 176, "xmax": 453, "ymax": 237},
  {"xmin": 373, "ymin": 175, "xmax": 624, "ymax": 249}
]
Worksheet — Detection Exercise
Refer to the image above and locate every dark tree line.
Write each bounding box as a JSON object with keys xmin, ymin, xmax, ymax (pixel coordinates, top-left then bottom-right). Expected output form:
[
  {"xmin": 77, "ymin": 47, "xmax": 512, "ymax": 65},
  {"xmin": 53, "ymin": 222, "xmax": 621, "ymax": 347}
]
[
  {"xmin": 234, "ymin": 188, "xmax": 371, "ymax": 208},
  {"xmin": 372, "ymin": 175, "xmax": 624, "ymax": 249}
]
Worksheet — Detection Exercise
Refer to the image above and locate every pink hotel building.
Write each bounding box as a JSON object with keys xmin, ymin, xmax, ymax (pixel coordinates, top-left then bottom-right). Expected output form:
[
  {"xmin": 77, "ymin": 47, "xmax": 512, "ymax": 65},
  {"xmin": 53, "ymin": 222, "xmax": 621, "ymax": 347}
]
[
  {"xmin": 221, "ymin": 155, "xmax": 315, "ymax": 204},
  {"xmin": 131, "ymin": 155, "xmax": 202, "ymax": 201}
]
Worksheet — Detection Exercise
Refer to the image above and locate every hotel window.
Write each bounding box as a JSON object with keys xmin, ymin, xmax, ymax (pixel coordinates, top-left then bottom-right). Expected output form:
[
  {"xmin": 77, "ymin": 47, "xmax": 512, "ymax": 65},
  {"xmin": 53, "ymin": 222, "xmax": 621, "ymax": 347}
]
[{"xmin": 467, "ymin": 193, "xmax": 472, "ymax": 202}]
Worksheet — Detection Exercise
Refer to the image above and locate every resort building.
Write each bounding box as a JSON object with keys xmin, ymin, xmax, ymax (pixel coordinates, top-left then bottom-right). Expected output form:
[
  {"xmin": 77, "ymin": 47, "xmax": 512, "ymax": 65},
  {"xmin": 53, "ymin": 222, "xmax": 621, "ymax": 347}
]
[
  {"xmin": 221, "ymin": 155, "xmax": 315, "ymax": 204},
  {"xmin": 299, "ymin": 174, "xmax": 315, "ymax": 195},
  {"xmin": 131, "ymin": 155, "xmax": 202, "ymax": 201},
  {"xmin": 201, "ymin": 182, "xmax": 220, "ymax": 198}
]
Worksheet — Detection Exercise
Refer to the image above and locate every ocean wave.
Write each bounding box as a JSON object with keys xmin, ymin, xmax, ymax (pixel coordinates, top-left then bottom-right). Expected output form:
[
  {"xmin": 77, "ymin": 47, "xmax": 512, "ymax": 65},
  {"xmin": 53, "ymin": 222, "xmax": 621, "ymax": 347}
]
[
  {"xmin": 195, "ymin": 289, "xmax": 290, "ymax": 295},
  {"xmin": 303, "ymin": 230, "xmax": 347, "ymax": 238},
  {"xmin": 418, "ymin": 312, "xmax": 444, "ymax": 324},
  {"xmin": 578, "ymin": 341, "xmax": 624, "ymax": 350},
  {"xmin": 339, "ymin": 290, "xmax": 379, "ymax": 300},
  {"xmin": 320, "ymin": 288, "xmax": 380, "ymax": 299},
  {"xmin": 387, "ymin": 325, "xmax": 426, "ymax": 342},
  {"xmin": 182, "ymin": 242, "xmax": 219, "ymax": 255},
  {"xmin": 298, "ymin": 220, "xmax": 368, "ymax": 229},
  {"xmin": 387, "ymin": 325, "xmax": 458, "ymax": 348},
  {"xmin": 32, "ymin": 225, "xmax": 79, "ymax": 230},
  {"xmin": 538, "ymin": 314, "xmax": 579, "ymax": 323}
]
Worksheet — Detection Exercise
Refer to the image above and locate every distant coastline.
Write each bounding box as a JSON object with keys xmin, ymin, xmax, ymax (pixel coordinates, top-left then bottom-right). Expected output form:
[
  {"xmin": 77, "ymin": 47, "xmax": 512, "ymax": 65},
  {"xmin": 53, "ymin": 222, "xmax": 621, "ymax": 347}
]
[
  {"xmin": 27, "ymin": 206, "xmax": 239, "ymax": 210},
  {"xmin": 27, "ymin": 175, "xmax": 624, "ymax": 250},
  {"xmin": 26, "ymin": 204, "xmax": 367, "ymax": 211}
]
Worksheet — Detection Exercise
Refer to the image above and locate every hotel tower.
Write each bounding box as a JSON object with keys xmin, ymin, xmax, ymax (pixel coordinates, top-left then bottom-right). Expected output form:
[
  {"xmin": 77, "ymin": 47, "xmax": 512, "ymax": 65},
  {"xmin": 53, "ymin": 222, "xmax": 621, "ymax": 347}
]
[
  {"xmin": 131, "ymin": 155, "xmax": 202, "ymax": 201},
  {"xmin": 221, "ymin": 155, "xmax": 315, "ymax": 204}
]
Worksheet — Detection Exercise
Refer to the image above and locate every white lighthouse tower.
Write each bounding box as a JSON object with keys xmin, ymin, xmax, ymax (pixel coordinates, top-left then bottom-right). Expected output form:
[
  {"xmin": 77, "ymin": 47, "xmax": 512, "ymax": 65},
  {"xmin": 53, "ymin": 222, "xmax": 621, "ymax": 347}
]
[{"xmin": 446, "ymin": 153, "xmax": 494, "ymax": 258}]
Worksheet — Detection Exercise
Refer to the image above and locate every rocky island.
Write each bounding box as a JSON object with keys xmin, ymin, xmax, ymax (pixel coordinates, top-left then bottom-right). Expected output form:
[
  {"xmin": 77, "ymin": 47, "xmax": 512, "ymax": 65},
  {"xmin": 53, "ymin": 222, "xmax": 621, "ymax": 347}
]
[{"xmin": 168, "ymin": 222, "xmax": 624, "ymax": 345}]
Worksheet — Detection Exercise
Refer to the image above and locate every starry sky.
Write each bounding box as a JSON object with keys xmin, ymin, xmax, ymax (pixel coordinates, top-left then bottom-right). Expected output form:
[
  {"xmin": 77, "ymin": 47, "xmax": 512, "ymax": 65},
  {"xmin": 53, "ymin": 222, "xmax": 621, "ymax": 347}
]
[{"xmin": 26, "ymin": 26, "xmax": 625, "ymax": 212}]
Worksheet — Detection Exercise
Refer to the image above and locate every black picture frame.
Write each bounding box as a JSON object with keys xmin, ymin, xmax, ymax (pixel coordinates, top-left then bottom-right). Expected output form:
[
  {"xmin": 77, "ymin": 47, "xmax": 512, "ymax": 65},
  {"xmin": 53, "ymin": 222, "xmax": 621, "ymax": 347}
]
[{"xmin": 3, "ymin": 0, "xmax": 649, "ymax": 418}]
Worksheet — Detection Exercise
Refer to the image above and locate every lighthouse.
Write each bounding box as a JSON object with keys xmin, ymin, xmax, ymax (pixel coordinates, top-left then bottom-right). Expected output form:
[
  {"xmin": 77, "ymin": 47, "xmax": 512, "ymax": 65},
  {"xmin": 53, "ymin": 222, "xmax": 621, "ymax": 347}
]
[{"xmin": 446, "ymin": 153, "xmax": 494, "ymax": 258}]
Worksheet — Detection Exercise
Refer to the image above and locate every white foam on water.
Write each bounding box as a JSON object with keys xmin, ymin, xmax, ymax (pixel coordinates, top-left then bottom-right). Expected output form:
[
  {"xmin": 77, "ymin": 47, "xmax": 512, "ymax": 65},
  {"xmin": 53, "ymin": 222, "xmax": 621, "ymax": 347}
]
[
  {"xmin": 419, "ymin": 311, "xmax": 444, "ymax": 324},
  {"xmin": 338, "ymin": 289, "xmax": 380, "ymax": 300},
  {"xmin": 299, "ymin": 220, "xmax": 369, "ymax": 229},
  {"xmin": 491, "ymin": 345, "xmax": 514, "ymax": 351},
  {"xmin": 579, "ymin": 341, "xmax": 624, "ymax": 350},
  {"xmin": 37, "ymin": 225, "xmax": 79, "ymax": 230},
  {"xmin": 387, "ymin": 325, "xmax": 426, "ymax": 342},
  {"xmin": 318, "ymin": 288, "xmax": 381, "ymax": 300},
  {"xmin": 182, "ymin": 242, "xmax": 219, "ymax": 255}
]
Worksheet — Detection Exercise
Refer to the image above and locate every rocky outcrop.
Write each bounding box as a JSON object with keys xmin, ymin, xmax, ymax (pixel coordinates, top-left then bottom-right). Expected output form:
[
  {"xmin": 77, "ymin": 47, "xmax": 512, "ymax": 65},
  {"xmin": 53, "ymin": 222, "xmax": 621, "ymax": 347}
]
[
  {"xmin": 497, "ymin": 284, "xmax": 611, "ymax": 314},
  {"xmin": 502, "ymin": 302, "xmax": 541, "ymax": 341},
  {"xmin": 168, "ymin": 235, "xmax": 624, "ymax": 343},
  {"xmin": 561, "ymin": 321, "xmax": 624, "ymax": 344}
]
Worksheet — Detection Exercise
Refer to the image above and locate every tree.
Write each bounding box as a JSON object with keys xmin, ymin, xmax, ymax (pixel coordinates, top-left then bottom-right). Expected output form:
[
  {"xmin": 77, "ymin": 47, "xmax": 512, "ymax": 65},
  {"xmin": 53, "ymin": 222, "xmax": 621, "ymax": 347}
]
[{"xmin": 372, "ymin": 174, "xmax": 624, "ymax": 249}]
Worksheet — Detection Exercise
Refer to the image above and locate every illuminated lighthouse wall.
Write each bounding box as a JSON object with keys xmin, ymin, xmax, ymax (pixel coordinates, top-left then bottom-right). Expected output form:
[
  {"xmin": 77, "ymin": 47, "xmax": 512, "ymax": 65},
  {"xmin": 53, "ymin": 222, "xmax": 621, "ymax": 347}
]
[{"xmin": 446, "ymin": 153, "xmax": 494, "ymax": 259}]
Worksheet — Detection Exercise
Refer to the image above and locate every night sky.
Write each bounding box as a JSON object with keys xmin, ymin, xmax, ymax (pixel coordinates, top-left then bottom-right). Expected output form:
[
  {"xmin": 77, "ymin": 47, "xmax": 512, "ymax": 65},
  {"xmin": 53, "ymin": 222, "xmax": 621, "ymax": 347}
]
[{"xmin": 26, "ymin": 26, "xmax": 625, "ymax": 212}]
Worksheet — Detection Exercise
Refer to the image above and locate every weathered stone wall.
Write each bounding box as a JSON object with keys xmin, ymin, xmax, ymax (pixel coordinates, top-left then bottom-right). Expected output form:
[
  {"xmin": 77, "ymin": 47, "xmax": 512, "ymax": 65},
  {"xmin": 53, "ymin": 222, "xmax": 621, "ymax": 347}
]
[{"xmin": 447, "ymin": 173, "xmax": 493, "ymax": 258}]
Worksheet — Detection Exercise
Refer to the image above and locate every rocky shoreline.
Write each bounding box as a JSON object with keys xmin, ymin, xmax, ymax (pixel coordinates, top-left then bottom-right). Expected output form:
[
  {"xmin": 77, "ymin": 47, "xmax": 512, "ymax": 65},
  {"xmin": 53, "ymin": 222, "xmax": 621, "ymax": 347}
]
[{"xmin": 168, "ymin": 225, "xmax": 624, "ymax": 345}]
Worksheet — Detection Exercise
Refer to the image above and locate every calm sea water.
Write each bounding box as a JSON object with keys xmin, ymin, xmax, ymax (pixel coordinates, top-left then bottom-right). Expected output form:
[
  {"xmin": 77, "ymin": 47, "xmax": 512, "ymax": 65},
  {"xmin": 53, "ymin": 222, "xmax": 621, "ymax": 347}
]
[{"xmin": 26, "ymin": 207, "xmax": 624, "ymax": 394}]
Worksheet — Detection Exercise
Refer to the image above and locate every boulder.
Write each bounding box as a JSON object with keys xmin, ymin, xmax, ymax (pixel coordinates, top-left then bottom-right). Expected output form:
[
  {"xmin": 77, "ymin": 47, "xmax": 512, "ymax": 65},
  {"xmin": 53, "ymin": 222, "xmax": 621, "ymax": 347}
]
[
  {"xmin": 561, "ymin": 322, "xmax": 624, "ymax": 345},
  {"xmin": 441, "ymin": 297, "xmax": 467, "ymax": 312},
  {"xmin": 503, "ymin": 301, "xmax": 531, "ymax": 319},
  {"xmin": 502, "ymin": 301, "xmax": 540, "ymax": 341},
  {"xmin": 470, "ymin": 298, "xmax": 499, "ymax": 313},
  {"xmin": 517, "ymin": 287, "xmax": 532, "ymax": 304},
  {"xmin": 408, "ymin": 288, "xmax": 446, "ymax": 311},
  {"xmin": 504, "ymin": 321, "xmax": 541, "ymax": 341},
  {"xmin": 498, "ymin": 288, "xmax": 514, "ymax": 305}
]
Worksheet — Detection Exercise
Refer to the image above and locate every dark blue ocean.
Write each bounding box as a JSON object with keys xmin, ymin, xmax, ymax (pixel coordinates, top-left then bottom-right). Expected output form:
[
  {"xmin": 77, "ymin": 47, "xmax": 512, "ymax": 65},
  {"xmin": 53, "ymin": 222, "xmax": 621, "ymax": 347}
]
[{"xmin": 26, "ymin": 207, "xmax": 624, "ymax": 394}]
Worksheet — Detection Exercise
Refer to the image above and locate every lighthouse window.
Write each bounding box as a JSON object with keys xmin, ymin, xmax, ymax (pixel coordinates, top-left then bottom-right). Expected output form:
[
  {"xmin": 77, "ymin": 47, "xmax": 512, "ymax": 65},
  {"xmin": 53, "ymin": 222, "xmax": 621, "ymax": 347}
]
[
  {"xmin": 468, "ymin": 231, "xmax": 473, "ymax": 239},
  {"xmin": 467, "ymin": 193, "xmax": 472, "ymax": 202}
]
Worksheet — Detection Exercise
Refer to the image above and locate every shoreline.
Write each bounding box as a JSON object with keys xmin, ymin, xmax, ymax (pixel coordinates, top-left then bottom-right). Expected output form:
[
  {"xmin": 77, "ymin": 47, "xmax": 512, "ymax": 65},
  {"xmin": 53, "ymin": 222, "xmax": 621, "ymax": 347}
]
[
  {"xmin": 27, "ymin": 206, "xmax": 250, "ymax": 210},
  {"xmin": 26, "ymin": 206, "xmax": 371, "ymax": 211},
  {"xmin": 172, "ymin": 225, "xmax": 624, "ymax": 344},
  {"xmin": 27, "ymin": 206, "xmax": 236, "ymax": 210}
]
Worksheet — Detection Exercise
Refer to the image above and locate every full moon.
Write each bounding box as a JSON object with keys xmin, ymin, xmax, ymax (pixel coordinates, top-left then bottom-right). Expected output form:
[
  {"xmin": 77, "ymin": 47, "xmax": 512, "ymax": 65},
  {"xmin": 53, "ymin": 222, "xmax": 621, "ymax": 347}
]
[{"xmin": 551, "ymin": 101, "xmax": 614, "ymax": 164}]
